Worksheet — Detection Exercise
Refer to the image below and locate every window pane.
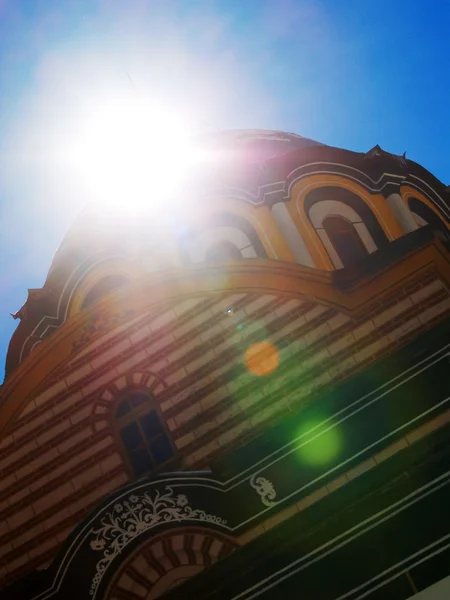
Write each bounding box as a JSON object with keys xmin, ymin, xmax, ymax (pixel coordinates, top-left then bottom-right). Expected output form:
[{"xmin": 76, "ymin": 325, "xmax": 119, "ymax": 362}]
[
  {"xmin": 333, "ymin": 232, "xmax": 365, "ymax": 266},
  {"xmin": 130, "ymin": 392, "xmax": 148, "ymax": 408},
  {"xmin": 130, "ymin": 448, "xmax": 153, "ymax": 476},
  {"xmin": 206, "ymin": 241, "xmax": 242, "ymax": 262},
  {"xmin": 140, "ymin": 411, "xmax": 164, "ymax": 440},
  {"xmin": 120, "ymin": 422, "xmax": 144, "ymax": 451},
  {"xmin": 150, "ymin": 434, "xmax": 174, "ymax": 465},
  {"xmin": 115, "ymin": 401, "xmax": 131, "ymax": 418},
  {"xmin": 323, "ymin": 217, "xmax": 368, "ymax": 267}
]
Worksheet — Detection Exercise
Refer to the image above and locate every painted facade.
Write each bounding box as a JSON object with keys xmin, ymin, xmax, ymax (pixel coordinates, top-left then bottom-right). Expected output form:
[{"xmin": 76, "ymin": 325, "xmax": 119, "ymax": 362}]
[{"xmin": 0, "ymin": 130, "xmax": 449, "ymax": 599}]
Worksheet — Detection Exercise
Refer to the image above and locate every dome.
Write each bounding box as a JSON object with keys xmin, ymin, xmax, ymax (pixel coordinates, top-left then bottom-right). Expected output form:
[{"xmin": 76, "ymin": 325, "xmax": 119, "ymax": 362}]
[
  {"xmin": 45, "ymin": 129, "xmax": 324, "ymax": 279},
  {"xmin": 197, "ymin": 128, "xmax": 324, "ymax": 162}
]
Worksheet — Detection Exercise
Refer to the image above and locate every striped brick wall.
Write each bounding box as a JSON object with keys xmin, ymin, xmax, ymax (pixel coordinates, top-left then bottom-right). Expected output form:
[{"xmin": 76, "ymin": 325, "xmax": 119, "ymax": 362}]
[
  {"xmin": 0, "ymin": 276, "xmax": 449, "ymax": 586},
  {"xmin": 107, "ymin": 527, "xmax": 237, "ymax": 600}
]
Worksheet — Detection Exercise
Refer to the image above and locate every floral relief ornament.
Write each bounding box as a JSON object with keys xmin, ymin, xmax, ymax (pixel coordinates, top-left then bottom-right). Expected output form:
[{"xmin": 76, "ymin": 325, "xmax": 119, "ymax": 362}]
[
  {"xmin": 250, "ymin": 475, "xmax": 278, "ymax": 508},
  {"xmin": 88, "ymin": 487, "xmax": 226, "ymax": 597}
]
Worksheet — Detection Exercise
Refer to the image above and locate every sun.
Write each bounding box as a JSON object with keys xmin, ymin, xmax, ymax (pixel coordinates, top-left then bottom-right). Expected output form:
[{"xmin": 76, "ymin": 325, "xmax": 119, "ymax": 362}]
[{"xmin": 68, "ymin": 94, "xmax": 204, "ymax": 211}]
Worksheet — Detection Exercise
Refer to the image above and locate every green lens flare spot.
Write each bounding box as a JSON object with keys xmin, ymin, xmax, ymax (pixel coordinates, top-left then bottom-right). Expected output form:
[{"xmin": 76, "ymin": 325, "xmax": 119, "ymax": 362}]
[{"xmin": 297, "ymin": 421, "xmax": 341, "ymax": 466}]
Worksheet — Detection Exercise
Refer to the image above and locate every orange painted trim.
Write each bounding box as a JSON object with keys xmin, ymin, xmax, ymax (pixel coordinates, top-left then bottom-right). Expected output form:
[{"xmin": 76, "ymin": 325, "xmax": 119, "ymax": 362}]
[
  {"xmin": 251, "ymin": 205, "xmax": 296, "ymax": 262},
  {"xmin": 1, "ymin": 240, "xmax": 449, "ymax": 438},
  {"xmin": 286, "ymin": 175, "xmax": 404, "ymax": 270},
  {"xmin": 284, "ymin": 199, "xmax": 332, "ymax": 270},
  {"xmin": 400, "ymin": 185, "xmax": 450, "ymax": 227},
  {"xmin": 68, "ymin": 259, "xmax": 146, "ymax": 317},
  {"xmin": 181, "ymin": 197, "xmax": 295, "ymax": 262}
]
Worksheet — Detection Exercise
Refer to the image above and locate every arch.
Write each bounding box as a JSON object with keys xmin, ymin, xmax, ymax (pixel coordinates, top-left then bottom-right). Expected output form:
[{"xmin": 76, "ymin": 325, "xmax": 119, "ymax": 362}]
[
  {"xmin": 305, "ymin": 187, "xmax": 389, "ymax": 248},
  {"xmin": 81, "ymin": 273, "xmax": 129, "ymax": 310},
  {"xmin": 205, "ymin": 240, "xmax": 243, "ymax": 262},
  {"xmin": 104, "ymin": 527, "xmax": 238, "ymax": 599},
  {"xmin": 3, "ymin": 253, "xmax": 450, "ymax": 439},
  {"xmin": 309, "ymin": 199, "xmax": 376, "ymax": 268},
  {"xmin": 401, "ymin": 185, "xmax": 450, "ymax": 226},
  {"xmin": 288, "ymin": 176, "xmax": 399, "ymax": 270},
  {"xmin": 91, "ymin": 370, "xmax": 168, "ymax": 434},
  {"xmin": 188, "ymin": 226, "xmax": 251, "ymax": 263},
  {"xmin": 178, "ymin": 197, "xmax": 295, "ymax": 261},
  {"xmin": 211, "ymin": 212, "xmax": 267, "ymax": 256},
  {"xmin": 182, "ymin": 212, "xmax": 267, "ymax": 265},
  {"xmin": 68, "ymin": 258, "xmax": 144, "ymax": 317},
  {"xmin": 305, "ymin": 189, "xmax": 387, "ymax": 269},
  {"xmin": 407, "ymin": 197, "xmax": 449, "ymax": 239}
]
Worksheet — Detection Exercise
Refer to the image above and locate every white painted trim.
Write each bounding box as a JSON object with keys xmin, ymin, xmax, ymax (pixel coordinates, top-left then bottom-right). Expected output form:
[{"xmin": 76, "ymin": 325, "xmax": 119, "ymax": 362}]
[
  {"xmin": 229, "ymin": 474, "xmax": 450, "ymax": 600},
  {"xmin": 386, "ymin": 193, "xmax": 418, "ymax": 234},
  {"xmin": 316, "ymin": 229, "xmax": 343, "ymax": 268},
  {"xmin": 308, "ymin": 199, "xmax": 378, "ymax": 267},
  {"xmin": 221, "ymin": 344, "xmax": 450, "ymax": 486},
  {"xmin": 309, "ymin": 200, "xmax": 363, "ymax": 229},
  {"xmin": 337, "ymin": 540, "xmax": 450, "ymax": 599},
  {"xmin": 412, "ymin": 212, "xmax": 428, "ymax": 228},
  {"xmin": 295, "ymin": 179, "xmax": 393, "ymax": 241},
  {"xmin": 271, "ymin": 202, "xmax": 315, "ymax": 267},
  {"xmin": 20, "ymin": 252, "xmax": 131, "ymax": 362},
  {"xmin": 188, "ymin": 226, "xmax": 253, "ymax": 264}
]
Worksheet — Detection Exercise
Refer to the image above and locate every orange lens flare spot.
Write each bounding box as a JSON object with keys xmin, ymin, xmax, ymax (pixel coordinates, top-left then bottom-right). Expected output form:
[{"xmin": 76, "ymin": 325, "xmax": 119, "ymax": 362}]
[{"xmin": 245, "ymin": 341, "xmax": 279, "ymax": 376}]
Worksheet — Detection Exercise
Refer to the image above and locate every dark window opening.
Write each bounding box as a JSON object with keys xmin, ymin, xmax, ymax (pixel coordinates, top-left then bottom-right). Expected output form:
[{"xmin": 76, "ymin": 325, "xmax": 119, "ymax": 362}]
[
  {"xmin": 408, "ymin": 198, "xmax": 449, "ymax": 241},
  {"xmin": 115, "ymin": 392, "xmax": 176, "ymax": 478},
  {"xmin": 82, "ymin": 274, "xmax": 129, "ymax": 310},
  {"xmin": 305, "ymin": 187, "xmax": 389, "ymax": 250},
  {"xmin": 205, "ymin": 241, "xmax": 243, "ymax": 262},
  {"xmin": 323, "ymin": 216, "xmax": 369, "ymax": 267}
]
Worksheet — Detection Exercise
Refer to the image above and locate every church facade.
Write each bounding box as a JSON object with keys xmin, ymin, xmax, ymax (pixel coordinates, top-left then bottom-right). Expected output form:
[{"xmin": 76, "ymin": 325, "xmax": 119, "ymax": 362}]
[{"xmin": 0, "ymin": 130, "xmax": 449, "ymax": 599}]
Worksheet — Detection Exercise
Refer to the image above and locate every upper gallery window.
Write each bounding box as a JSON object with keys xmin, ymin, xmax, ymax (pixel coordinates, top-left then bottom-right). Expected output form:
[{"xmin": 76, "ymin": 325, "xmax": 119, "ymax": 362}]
[
  {"xmin": 82, "ymin": 274, "xmax": 129, "ymax": 310},
  {"xmin": 114, "ymin": 391, "xmax": 176, "ymax": 477},
  {"xmin": 305, "ymin": 187, "xmax": 389, "ymax": 269},
  {"xmin": 205, "ymin": 241, "xmax": 243, "ymax": 262},
  {"xmin": 322, "ymin": 216, "xmax": 369, "ymax": 267}
]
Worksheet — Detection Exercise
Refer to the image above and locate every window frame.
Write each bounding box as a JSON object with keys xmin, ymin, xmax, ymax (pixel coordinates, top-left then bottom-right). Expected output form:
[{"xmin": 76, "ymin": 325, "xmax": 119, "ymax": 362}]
[
  {"xmin": 322, "ymin": 215, "xmax": 369, "ymax": 268},
  {"xmin": 112, "ymin": 390, "xmax": 179, "ymax": 479}
]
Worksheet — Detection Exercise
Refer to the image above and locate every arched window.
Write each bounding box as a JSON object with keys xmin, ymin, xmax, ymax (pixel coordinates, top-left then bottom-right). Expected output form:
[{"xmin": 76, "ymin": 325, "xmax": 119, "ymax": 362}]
[
  {"xmin": 114, "ymin": 391, "xmax": 176, "ymax": 478},
  {"xmin": 323, "ymin": 217, "xmax": 369, "ymax": 267},
  {"xmin": 305, "ymin": 187, "xmax": 389, "ymax": 268},
  {"xmin": 205, "ymin": 241, "xmax": 243, "ymax": 262},
  {"xmin": 82, "ymin": 274, "xmax": 129, "ymax": 310},
  {"xmin": 408, "ymin": 197, "xmax": 449, "ymax": 240},
  {"xmin": 181, "ymin": 212, "xmax": 267, "ymax": 265}
]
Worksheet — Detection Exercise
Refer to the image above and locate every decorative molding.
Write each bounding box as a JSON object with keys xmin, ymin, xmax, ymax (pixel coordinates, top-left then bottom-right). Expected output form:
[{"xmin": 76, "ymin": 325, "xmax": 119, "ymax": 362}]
[
  {"xmin": 88, "ymin": 486, "xmax": 226, "ymax": 597},
  {"xmin": 250, "ymin": 475, "xmax": 278, "ymax": 508},
  {"xmin": 9, "ymin": 336, "xmax": 448, "ymax": 598}
]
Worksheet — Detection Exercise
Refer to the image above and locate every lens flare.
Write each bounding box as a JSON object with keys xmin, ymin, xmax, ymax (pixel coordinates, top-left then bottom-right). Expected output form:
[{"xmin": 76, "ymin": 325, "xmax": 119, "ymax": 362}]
[
  {"xmin": 297, "ymin": 420, "xmax": 341, "ymax": 466},
  {"xmin": 245, "ymin": 341, "xmax": 279, "ymax": 376},
  {"xmin": 66, "ymin": 94, "xmax": 207, "ymax": 211}
]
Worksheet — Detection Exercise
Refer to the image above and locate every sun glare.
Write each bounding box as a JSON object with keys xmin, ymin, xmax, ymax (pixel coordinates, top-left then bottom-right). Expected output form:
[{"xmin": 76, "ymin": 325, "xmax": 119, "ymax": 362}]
[{"xmin": 68, "ymin": 95, "xmax": 204, "ymax": 211}]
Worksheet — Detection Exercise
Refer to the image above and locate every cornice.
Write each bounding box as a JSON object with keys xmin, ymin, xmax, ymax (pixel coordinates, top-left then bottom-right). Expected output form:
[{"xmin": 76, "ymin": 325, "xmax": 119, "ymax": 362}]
[{"xmin": 1, "ymin": 236, "xmax": 449, "ymax": 439}]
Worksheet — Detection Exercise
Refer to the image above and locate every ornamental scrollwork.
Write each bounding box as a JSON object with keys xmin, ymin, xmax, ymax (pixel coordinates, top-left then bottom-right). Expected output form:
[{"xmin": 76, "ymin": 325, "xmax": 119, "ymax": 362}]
[
  {"xmin": 88, "ymin": 486, "xmax": 226, "ymax": 597},
  {"xmin": 250, "ymin": 475, "xmax": 278, "ymax": 507}
]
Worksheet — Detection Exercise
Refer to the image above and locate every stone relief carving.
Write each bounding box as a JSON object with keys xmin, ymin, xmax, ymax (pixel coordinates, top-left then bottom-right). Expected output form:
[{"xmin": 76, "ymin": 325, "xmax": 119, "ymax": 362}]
[{"xmin": 89, "ymin": 486, "xmax": 226, "ymax": 597}]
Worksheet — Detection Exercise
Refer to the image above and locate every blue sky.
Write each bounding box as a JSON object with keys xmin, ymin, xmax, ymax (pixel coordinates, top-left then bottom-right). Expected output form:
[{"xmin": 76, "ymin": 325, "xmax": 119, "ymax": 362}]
[{"xmin": 0, "ymin": 0, "xmax": 449, "ymax": 379}]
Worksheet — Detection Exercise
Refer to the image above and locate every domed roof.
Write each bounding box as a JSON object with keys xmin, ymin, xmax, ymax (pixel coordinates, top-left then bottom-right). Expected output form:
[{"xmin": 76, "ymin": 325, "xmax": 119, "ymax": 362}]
[
  {"xmin": 45, "ymin": 129, "xmax": 325, "ymax": 282},
  {"xmin": 197, "ymin": 129, "xmax": 324, "ymax": 162}
]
